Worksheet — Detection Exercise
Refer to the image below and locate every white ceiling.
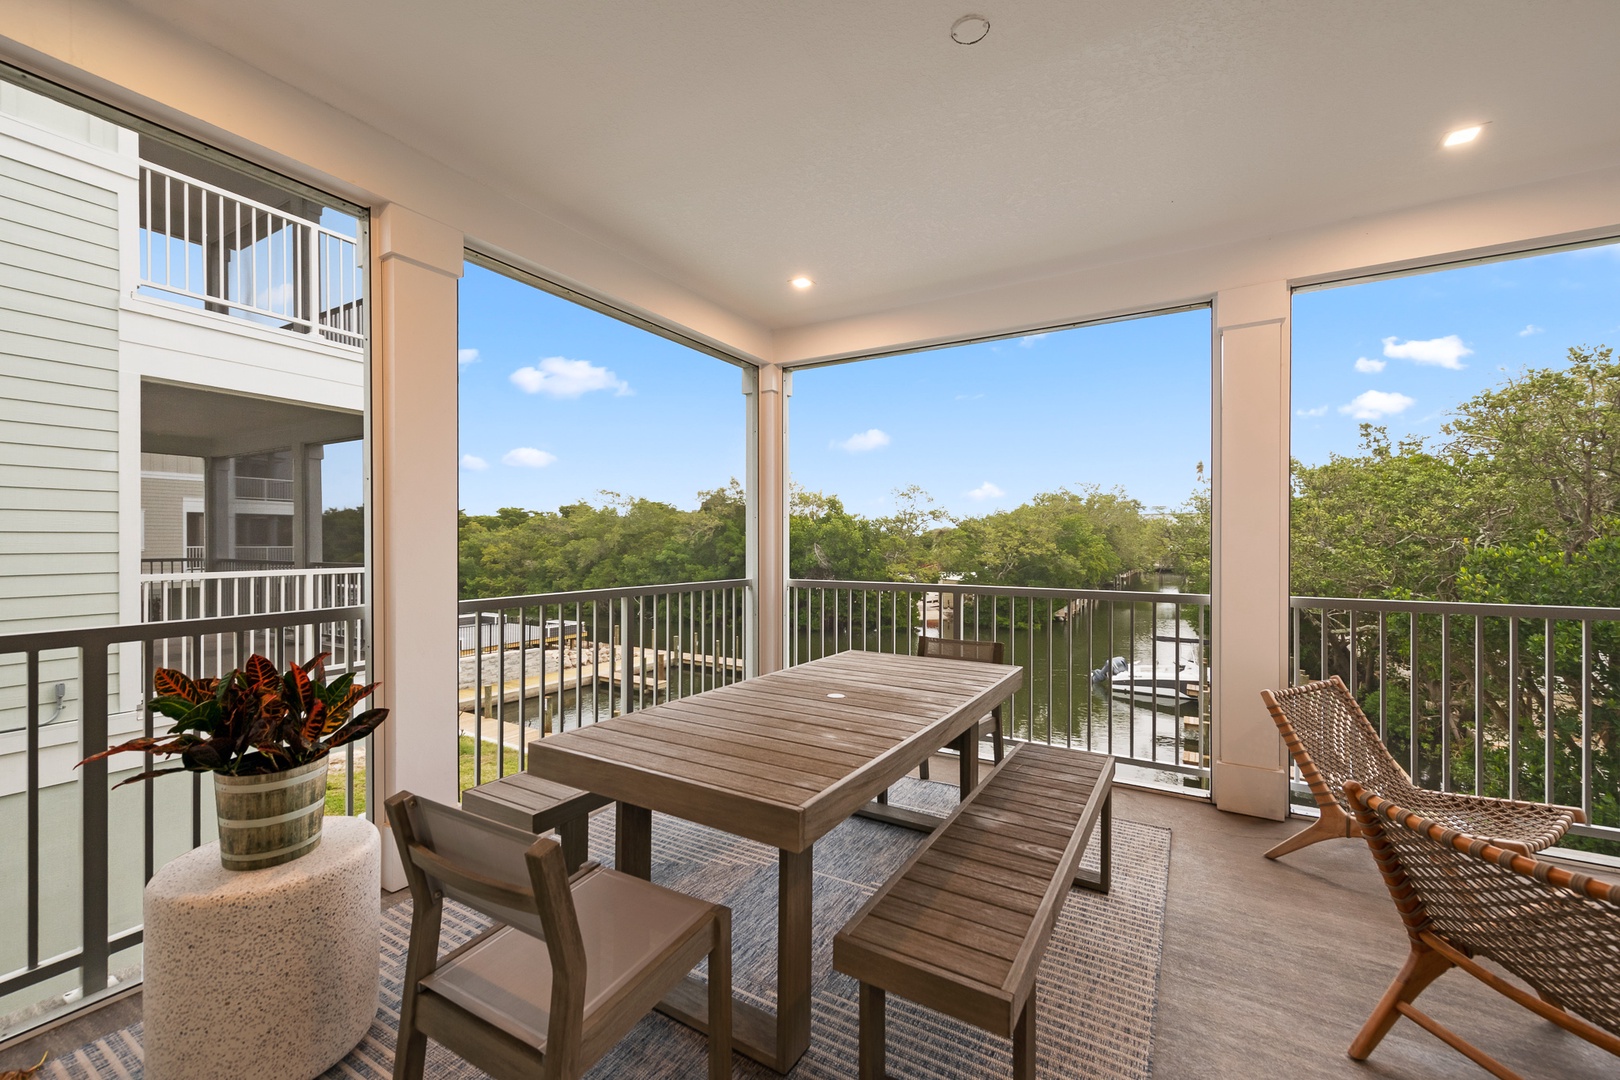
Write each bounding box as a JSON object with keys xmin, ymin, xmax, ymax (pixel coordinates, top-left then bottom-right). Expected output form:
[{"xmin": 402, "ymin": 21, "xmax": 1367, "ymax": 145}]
[{"xmin": 125, "ymin": 1, "xmax": 1620, "ymax": 330}]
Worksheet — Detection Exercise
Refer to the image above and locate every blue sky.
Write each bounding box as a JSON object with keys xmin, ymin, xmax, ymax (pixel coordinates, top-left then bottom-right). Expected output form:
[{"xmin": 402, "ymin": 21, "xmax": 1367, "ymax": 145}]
[
  {"xmin": 457, "ymin": 263, "xmax": 745, "ymax": 515},
  {"xmin": 1293, "ymin": 243, "xmax": 1620, "ymax": 465},
  {"xmin": 452, "ymin": 242, "xmax": 1620, "ymax": 520},
  {"xmin": 789, "ymin": 310, "xmax": 1210, "ymax": 516}
]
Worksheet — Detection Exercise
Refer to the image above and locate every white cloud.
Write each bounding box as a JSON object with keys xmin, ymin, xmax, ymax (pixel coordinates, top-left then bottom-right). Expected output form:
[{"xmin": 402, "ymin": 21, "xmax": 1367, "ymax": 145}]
[
  {"xmin": 509, "ymin": 357, "xmax": 631, "ymax": 398},
  {"xmin": 967, "ymin": 481, "xmax": 1005, "ymax": 501},
  {"xmin": 458, "ymin": 348, "xmax": 480, "ymax": 365},
  {"xmin": 955, "ymin": 392, "xmax": 985, "ymax": 401},
  {"xmin": 1019, "ymin": 333, "xmax": 1049, "ymax": 348},
  {"xmin": 460, "ymin": 454, "xmax": 488, "ymax": 471},
  {"xmin": 835, "ymin": 428, "xmax": 891, "ymax": 453},
  {"xmin": 502, "ymin": 447, "xmax": 557, "ymax": 468},
  {"xmin": 1518, "ymin": 324, "xmax": 1544, "ymax": 337},
  {"xmin": 1353, "ymin": 357, "xmax": 1386, "ymax": 373},
  {"xmin": 1339, "ymin": 390, "xmax": 1415, "ymax": 420},
  {"xmin": 1296, "ymin": 405, "xmax": 1329, "ymax": 418},
  {"xmin": 1381, "ymin": 334, "xmax": 1471, "ymax": 369}
]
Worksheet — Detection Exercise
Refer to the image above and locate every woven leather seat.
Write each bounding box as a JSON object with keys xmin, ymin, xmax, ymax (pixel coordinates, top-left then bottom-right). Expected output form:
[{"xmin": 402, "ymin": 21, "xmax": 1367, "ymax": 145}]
[{"xmin": 1259, "ymin": 676, "xmax": 1582, "ymax": 860}]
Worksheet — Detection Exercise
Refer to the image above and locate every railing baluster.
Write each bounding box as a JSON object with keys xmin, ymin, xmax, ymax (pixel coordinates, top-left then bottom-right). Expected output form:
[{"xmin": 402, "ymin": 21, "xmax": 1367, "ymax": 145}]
[
  {"xmin": 80, "ymin": 642, "xmax": 109, "ymax": 1001},
  {"xmin": 1508, "ymin": 617, "xmax": 1520, "ymax": 801},
  {"xmin": 1440, "ymin": 612, "xmax": 1451, "ymax": 792},
  {"xmin": 26, "ymin": 649, "xmax": 40, "ymax": 973},
  {"xmin": 1474, "ymin": 614, "xmax": 1484, "ymax": 796},
  {"xmin": 1581, "ymin": 619, "xmax": 1593, "ymax": 824},
  {"xmin": 1544, "ymin": 616, "xmax": 1555, "ymax": 805}
]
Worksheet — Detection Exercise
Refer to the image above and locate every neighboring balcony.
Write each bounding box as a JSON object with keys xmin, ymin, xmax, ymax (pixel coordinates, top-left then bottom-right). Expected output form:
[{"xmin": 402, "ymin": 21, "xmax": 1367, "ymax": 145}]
[{"xmin": 136, "ymin": 159, "xmax": 365, "ymax": 350}]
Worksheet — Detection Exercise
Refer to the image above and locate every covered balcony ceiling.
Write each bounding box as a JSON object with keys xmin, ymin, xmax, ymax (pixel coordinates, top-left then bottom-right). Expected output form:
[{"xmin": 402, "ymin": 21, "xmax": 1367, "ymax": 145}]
[
  {"xmin": 123, "ymin": 1, "xmax": 1620, "ymax": 328},
  {"xmin": 141, "ymin": 380, "xmax": 362, "ymax": 459}
]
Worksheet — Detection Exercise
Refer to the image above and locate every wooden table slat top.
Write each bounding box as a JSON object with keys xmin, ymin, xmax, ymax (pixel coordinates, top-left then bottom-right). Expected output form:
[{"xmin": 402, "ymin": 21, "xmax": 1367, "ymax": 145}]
[
  {"xmin": 527, "ymin": 651, "xmax": 1023, "ymax": 852},
  {"xmin": 836, "ymin": 743, "xmax": 1114, "ymax": 1017}
]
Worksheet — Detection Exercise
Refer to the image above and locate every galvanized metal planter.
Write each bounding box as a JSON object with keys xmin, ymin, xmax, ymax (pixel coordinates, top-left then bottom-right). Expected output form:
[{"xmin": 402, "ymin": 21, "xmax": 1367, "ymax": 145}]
[{"xmin": 214, "ymin": 757, "xmax": 328, "ymax": 870}]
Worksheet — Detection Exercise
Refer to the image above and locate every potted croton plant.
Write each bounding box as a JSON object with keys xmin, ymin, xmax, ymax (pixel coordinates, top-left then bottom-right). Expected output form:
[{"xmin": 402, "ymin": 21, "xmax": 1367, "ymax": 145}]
[{"xmin": 81, "ymin": 652, "xmax": 387, "ymax": 871}]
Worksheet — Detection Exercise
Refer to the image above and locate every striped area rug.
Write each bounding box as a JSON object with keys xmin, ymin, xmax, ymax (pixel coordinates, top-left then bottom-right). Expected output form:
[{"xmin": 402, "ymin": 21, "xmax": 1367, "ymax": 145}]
[{"xmin": 42, "ymin": 778, "xmax": 1170, "ymax": 1080}]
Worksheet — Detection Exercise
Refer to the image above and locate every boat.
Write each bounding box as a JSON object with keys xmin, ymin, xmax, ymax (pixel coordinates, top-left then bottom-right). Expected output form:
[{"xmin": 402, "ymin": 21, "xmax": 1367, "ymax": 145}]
[{"xmin": 1090, "ymin": 640, "xmax": 1207, "ymax": 706}]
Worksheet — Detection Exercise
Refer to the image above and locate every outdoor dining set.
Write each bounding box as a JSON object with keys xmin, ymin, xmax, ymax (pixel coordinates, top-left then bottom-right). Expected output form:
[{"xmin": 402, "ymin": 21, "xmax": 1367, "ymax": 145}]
[{"xmin": 384, "ymin": 652, "xmax": 1618, "ymax": 1080}]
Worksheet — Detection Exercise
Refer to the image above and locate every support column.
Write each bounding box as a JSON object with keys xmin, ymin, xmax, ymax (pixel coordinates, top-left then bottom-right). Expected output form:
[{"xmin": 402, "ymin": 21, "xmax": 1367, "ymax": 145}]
[
  {"xmin": 1211, "ymin": 282, "xmax": 1291, "ymax": 820},
  {"xmin": 744, "ymin": 364, "xmax": 790, "ymax": 676},
  {"xmin": 371, "ymin": 205, "xmax": 463, "ymax": 888},
  {"xmin": 203, "ymin": 455, "xmax": 231, "ymax": 570}
]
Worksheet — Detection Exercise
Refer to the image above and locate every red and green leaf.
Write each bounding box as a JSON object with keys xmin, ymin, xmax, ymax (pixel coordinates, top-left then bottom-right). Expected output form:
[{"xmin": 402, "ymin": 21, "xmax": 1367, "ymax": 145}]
[
  {"xmin": 152, "ymin": 667, "xmax": 206, "ymax": 703},
  {"xmin": 300, "ymin": 700, "xmax": 328, "ymax": 744},
  {"xmin": 242, "ymin": 654, "xmax": 279, "ymax": 690},
  {"xmin": 324, "ymin": 707, "xmax": 388, "ymax": 749}
]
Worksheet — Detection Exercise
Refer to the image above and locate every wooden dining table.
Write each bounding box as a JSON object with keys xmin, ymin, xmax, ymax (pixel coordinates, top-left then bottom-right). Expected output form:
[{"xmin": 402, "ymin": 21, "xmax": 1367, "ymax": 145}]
[{"xmin": 525, "ymin": 648, "xmax": 1022, "ymax": 1073}]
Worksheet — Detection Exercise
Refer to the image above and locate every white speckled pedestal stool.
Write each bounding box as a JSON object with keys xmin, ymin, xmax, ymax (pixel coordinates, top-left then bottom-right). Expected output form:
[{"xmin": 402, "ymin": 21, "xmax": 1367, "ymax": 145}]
[{"xmin": 143, "ymin": 816, "xmax": 380, "ymax": 1080}]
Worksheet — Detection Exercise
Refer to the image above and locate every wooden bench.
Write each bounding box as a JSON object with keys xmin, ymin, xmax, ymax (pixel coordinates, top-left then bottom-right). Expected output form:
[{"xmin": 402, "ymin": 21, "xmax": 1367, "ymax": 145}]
[
  {"xmin": 833, "ymin": 742, "xmax": 1115, "ymax": 1080},
  {"xmin": 459, "ymin": 772, "xmax": 610, "ymax": 873}
]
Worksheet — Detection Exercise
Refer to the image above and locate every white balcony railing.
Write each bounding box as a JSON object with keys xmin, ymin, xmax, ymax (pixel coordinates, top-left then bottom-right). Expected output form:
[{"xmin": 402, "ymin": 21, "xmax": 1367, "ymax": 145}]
[
  {"xmin": 138, "ymin": 162, "xmax": 365, "ymax": 348},
  {"xmin": 233, "ymin": 475, "xmax": 294, "ymax": 501},
  {"xmin": 141, "ymin": 565, "xmax": 364, "ymax": 623}
]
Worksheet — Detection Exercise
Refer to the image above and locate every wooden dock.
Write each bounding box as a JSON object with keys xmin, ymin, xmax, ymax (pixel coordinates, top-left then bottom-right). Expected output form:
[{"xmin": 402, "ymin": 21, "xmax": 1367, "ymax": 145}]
[{"xmin": 457, "ymin": 645, "xmax": 743, "ymax": 713}]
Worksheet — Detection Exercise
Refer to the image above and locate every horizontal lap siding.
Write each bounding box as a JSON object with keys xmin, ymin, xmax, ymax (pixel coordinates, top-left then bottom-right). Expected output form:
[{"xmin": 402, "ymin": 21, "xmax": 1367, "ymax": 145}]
[{"xmin": 0, "ymin": 147, "xmax": 121, "ymax": 637}]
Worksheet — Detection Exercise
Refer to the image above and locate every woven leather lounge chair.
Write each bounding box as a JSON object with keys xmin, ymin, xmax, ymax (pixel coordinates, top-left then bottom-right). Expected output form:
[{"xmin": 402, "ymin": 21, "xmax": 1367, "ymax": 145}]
[
  {"xmin": 1344, "ymin": 780, "xmax": 1619, "ymax": 1077},
  {"xmin": 1259, "ymin": 676, "xmax": 1582, "ymax": 860}
]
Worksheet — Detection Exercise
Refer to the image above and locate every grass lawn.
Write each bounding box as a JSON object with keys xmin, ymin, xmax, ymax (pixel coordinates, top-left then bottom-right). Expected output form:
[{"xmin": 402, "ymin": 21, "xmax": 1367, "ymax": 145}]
[
  {"xmin": 324, "ymin": 766, "xmax": 366, "ymax": 815},
  {"xmin": 459, "ymin": 735, "xmax": 519, "ymax": 796},
  {"xmin": 316, "ymin": 738, "xmax": 518, "ymax": 814}
]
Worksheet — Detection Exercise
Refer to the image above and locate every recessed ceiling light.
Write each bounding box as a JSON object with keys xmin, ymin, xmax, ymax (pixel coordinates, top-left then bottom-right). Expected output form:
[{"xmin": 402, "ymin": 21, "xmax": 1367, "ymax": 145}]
[
  {"xmin": 1443, "ymin": 125, "xmax": 1484, "ymax": 148},
  {"xmin": 790, "ymin": 276, "xmax": 814, "ymax": 290},
  {"xmin": 951, "ymin": 14, "xmax": 991, "ymax": 45}
]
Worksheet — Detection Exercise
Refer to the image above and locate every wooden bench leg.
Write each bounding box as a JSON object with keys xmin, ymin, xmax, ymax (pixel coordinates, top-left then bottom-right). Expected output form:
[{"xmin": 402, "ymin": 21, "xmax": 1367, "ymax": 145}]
[
  {"xmin": 859, "ymin": 983, "xmax": 886, "ymax": 1080},
  {"xmin": 955, "ymin": 728, "xmax": 980, "ymax": 800},
  {"xmin": 1013, "ymin": 985, "xmax": 1036, "ymax": 1080},
  {"xmin": 557, "ymin": 815, "xmax": 590, "ymax": 874},
  {"xmin": 1074, "ymin": 787, "xmax": 1112, "ymax": 894}
]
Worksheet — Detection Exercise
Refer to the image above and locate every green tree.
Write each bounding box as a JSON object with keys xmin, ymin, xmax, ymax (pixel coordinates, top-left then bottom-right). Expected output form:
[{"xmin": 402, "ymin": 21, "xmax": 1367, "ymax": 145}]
[
  {"xmin": 943, "ymin": 489, "xmax": 1123, "ymax": 588},
  {"xmin": 319, "ymin": 506, "xmax": 364, "ymax": 565},
  {"xmin": 1443, "ymin": 345, "xmax": 1620, "ymax": 560},
  {"xmin": 1290, "ymin": 426, "xmax": 1479, "ymax": 600}
]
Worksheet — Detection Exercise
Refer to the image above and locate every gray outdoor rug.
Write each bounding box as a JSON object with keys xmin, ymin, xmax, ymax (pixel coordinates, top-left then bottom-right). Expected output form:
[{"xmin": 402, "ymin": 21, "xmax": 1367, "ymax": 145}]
[{"xmin": 41, "ymin": 777, "xmax": 1171, "ymax": 1079}]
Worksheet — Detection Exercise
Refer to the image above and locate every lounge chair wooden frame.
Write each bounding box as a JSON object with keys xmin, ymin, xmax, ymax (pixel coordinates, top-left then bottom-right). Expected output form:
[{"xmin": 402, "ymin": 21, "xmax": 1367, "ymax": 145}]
[
  {"xmin": 1344, "ymin": 780, "xmax": 1619, "ymax": 1079},
  {"xmin": 1259, "ymin": 676, "xmax": 1582, "ymax": 860}
]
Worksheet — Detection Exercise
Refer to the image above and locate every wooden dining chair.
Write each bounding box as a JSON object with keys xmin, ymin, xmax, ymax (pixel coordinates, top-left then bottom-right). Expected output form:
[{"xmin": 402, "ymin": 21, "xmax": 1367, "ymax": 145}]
[
  {"xmin": 1344, "ymin": 780, "xmax": 1619, "ymax": 1076},
  {"xmin": 918, "ymin": 635, "xmax": 1007, "ymax": 764},
  {"xmin": 385, "ymin": 791, "xmax": 732, "ymax": 1080},
  {"xmin": 1259, "ymin": 676, "xmax": 1581, "ymax": 860}
]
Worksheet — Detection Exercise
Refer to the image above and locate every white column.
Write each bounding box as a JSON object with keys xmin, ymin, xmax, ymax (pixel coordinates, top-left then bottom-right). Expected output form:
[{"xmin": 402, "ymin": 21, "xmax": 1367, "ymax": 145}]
[
  {"xmin": 1210, "ymin": 282, "xmax": 1291, "ymax": 820},
  {"xmin": 744, "ymin": 364, "xmax": 790, "ymax": 675},
  {"xmin": 370, "ymin": 205, "xmax": 462, "ymax": 887}
]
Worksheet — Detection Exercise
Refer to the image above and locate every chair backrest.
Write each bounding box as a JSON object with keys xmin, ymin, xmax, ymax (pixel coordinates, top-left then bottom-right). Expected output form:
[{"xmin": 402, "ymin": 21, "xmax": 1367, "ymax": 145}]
[
  {"xmin": 919, "ymin": 636, "xmax": 1006, "ymax": 721},
  {"xmin": 918, "ymin": 636, "xmax": 1005, "ymax": 666},
  {"xmin": 1261, "ymin": 676, "xmax": 1412, "ymax": 812},
  {"xmin": 385, "ymin": 791, "xmax": 588, "ymax": 1057},
  {"xmin": 1346, "ymin": 780, "xmax": 1620, "ymax": 1037}
]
